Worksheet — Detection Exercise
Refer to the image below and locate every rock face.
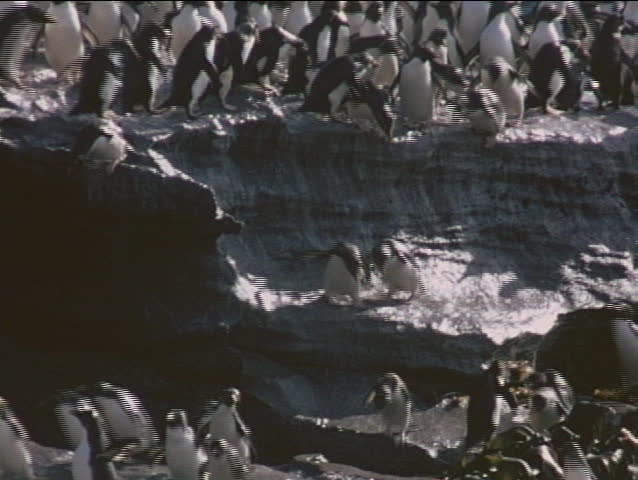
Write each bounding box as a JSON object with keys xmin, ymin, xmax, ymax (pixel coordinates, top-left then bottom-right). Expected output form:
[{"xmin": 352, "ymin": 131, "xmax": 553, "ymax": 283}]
[{"xmin": 1, "ymin": 68, "xmax": 638, "ymax": 475}]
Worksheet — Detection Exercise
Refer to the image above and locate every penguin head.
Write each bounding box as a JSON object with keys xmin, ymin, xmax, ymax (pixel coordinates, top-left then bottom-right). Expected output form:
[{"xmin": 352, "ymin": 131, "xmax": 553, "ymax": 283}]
[
  {"xmin": 23, "ymin": 5, "xmax": 56, "ymax": 24},
  {"xmin": 165, "ymin": 409, "xmax": 188, "ymax": 429},
  {"xmin": 72, "ymin": 406, "xmax": 100, "ymax": 427},
  {"xmin": 219, "ymin": 388, "xmax": 241, "ymax": 407},
  {"xmin": 426, "ymin": 28, "xmax": 448, "ymax": 48},
  {"xmin": 535, "ymin": 4, "xmax": 561, "ymax": 24},
  {"xmin": 237, "ymin": 19, "xmax": 259, "ymax": 39},
  {"xmin": 365, "ymin": 1, "xmax": 383, "ymax": 23}
]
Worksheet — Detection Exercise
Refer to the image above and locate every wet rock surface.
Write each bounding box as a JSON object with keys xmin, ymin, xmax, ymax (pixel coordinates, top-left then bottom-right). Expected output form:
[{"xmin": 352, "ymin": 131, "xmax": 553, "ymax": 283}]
[{"xmin": 0, "ymin": 57, "xmax": 637, "ymax": 478}]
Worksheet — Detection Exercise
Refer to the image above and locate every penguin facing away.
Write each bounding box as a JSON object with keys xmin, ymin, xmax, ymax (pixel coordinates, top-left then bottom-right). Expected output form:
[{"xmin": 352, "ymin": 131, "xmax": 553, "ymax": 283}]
[
  {"xmin": 123, "ymin": 22, "xmax": 169, "ymax": 113},
  {"xmin": 0, "ymin": 396, "xmax": 34, "ymax": 480},
  {"xmin": 462, "ymin": 85, "xmax": 507, "ymax": 148},
  {"xmin": 160, "ymin": 24, "xmax": 220, "ymax": 119},
  {"xmin": 213, "ymin": 20, "xmax": 259, "ymax": 110},
  {"xmin": 301, "ymin": 52, "xmax": 378, "ymax": 117},
  {"xmin": 321, "ymin": 240, "xmax": 366, "ymax": 307},
  {"xmin": 0, "ymin": 4, "xmax": 55, "ymax": 88},
  {"xmin": 165, "ymin": 409, "xmax": 206, "ymax": 480},
  {"xmin": 71, "ymin": 39, "xmax": 139, "ymax": 117},
  {"xmin": 364, "ymin": 372, "xmax": 412, "ymax": 444}
]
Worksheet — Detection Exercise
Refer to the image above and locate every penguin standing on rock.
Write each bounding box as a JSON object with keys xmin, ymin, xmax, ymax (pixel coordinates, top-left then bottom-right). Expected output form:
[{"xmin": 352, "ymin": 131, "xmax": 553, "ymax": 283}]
[
  {"xmin": 591, "ymin": 14, "xmax": 632, "ymax": 110},
  {"xmin": 301, "ymin": 52, "xmax": 378, "ymax": 117},
  {"xmin": 0, "ymin": 4, "xmax": 55, "ymax": 88},
  {"xmin": 160, "ymin": 25, "xmax": 220, "ymax": 119},
  {"xmin": 364, "ymin": 373, "xmax": 412, "ymax": 444},
  {"xmin": 72, "ymin": 407, "xmax": 121, "ymax": 480},
  {"xmin": 0, "ymin": 397, "xmax": 34, "ymax": 480},
  {"xmin": 89, "ymin": 382, "xmax": 158, "ymax": 455},
  {"xmin": 123, "ymin": 23, "xmax": 169, "ymax": 113},
  {"xmin": 203, "ymin": 438, "xmax": 250, "ymax": 480},
  {"xmin": 320, "ymin": 241, "xmax": 366, "ymax": 307},
  {"xmin": 197, "ymin": 388, "xmax": 253, "ymax": 467},
  {"xmin": 465, "ymin": 360, "xmax": 517, "ymax": 455},
  {"xmin": 461, "ymin": 85, "xmax": 506, "ymax": 148},
  {"xmin": 165, "ymin": 409, "xmax": 206, "ymax": 480},
  {"xmin": 370, "ymin": 239, "xmax": 422, "ymax": 301},
  {"xmin": 71, "ymin": 39, "xmax": 139, "ymax": 117},
  {"xmin": 481, "ymin": 56, "xmax": 528, "ymax": 126},
  {"xmin": 71, "ymin": 120, "xmax": 131, "ymax": 174},
  {"xmin": 397, "ymin": 44, "xmax": 435, "ymax": 127},
  {"xmin": 44, "ymin": 1, "xmax": 84, "ymax": 79}
]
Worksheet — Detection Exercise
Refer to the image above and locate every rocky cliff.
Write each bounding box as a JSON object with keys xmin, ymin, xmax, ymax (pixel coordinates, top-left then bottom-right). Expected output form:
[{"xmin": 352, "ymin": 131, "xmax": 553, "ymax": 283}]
[{"xmin": 1, "ymin": 68, "xmax": 638, "ymax": 474}]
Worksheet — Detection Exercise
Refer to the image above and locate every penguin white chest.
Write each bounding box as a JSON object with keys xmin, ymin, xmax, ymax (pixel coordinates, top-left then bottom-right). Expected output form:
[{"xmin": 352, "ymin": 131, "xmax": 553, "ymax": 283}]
[
  {"xmin": 166, "ymin": 428, "xmax": 201, "ymax": 480},
  {"xmin": 480, "ymin": 16, "xmax": 513, "ymax": 67},
  {"xmin": 172, "ymin": 8, "xmax": 202, "ymax": 61},
  {"xmin": 317, "ymin": 25, "xmax": 331, "ymax": 63},
  {"xmin": 207, "ymin": 405, "xmax": 237, "ymax": 442},
  {"xmin": 0, "ymin": 421, "xmax": 31, "ymax": 478},
  {"xmin": 45, "ymin": 2, "xmax": 83, "ymax": 74},
  {"xmin": 335, "ymin": 25, "xmax": 350, "ymax": 58},
  {"xmin": 327, "ymin": 82, "xmax": 349, "ymax": 116},
  {"xmin": 400, "ymin": 60, "xmax": 433, "ymax": 123},
  {"xmin": 241, "ymin": 36, "xmax": 256, "ymax": 65},
  {"xmin": 383, "ymin": 258, "xmax": 419, "ymax": 294},
  {"xmin": 72, "ymin": 440, "xmax": 92, "ymax": 480},
  {"xmin": 55, "ymin": 404, "xmax": 86, "ymax": 449},
  {"xmin": 88, "ymin": 1, "xmax": 122, "ymax": 45},
  {"xmin": 323, "ymin": 255, "xmax": 359, "ymax": 299}
]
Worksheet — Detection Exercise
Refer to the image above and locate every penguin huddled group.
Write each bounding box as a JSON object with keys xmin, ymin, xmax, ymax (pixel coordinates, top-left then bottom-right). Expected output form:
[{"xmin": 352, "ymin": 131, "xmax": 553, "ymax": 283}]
[
  {"xmin": 2, "ymin": 382, "xmax": 254, "ymax": 480},
  {"xmin": 6, "ymin": 1, "xmax": 638, "ymax": 148}
]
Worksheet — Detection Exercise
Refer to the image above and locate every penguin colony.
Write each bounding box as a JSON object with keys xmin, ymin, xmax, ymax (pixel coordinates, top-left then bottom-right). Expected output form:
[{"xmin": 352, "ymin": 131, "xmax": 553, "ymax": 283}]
[
  {"xmin": 1, "ymin": 359, "xmax": 637, "ymax": 479},
  {"xmin": 7, "ymin": 1, "xmax": 638, "ymax": 150}
]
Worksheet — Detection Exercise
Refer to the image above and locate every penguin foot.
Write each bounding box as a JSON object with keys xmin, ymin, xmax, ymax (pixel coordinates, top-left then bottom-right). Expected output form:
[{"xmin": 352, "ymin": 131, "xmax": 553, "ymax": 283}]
[
  {"xmin": 545, "ymin": 106, "xmax": 563, "ymax": 116},
  {"xmin": 222, "ymin": 102, "xmax": 238, "ymax": 111}
]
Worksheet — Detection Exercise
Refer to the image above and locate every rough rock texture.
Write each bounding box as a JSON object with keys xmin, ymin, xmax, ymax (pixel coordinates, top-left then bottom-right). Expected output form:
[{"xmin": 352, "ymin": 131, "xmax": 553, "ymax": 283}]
[{"xmin": 1, "ymin": 57, "xmax": 638, "ymax": 476}]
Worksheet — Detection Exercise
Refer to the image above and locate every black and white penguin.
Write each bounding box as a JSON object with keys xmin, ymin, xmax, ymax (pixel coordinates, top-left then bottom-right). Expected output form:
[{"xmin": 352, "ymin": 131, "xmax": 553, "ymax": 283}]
[
  {"xmin": 71, "ymin": 120, "xmax": 130, "ymax": 174},
  {"xmin": 481, "ymin": 56, "xmax": 528, "ymax": 126},
  {"xmin": 528, "ymin": 389, "xmax": 569, "ymax": 434},
  {"xmin": 160, "ymin": 24, "xmax": 220, "ymax": 118},
  {"xmin": 84, "ymin": 1, "xmax": 127, "ymax": 46},
  {"xmin": 364, "ymin": 372, "xmax": 412, "ymax": 444},
  {"xmin": 342, "ymin": 79, "xmax": 396, "ymax": 139},
  {"xmin": 480, "ymin": 1, "xmax": 518, "ymax": 69},
  {"xmin": 72, "ymin": 407, "xmax": 120, "ymax": 480},
  {"xmin": 529, "ymin": 40, "xmax": 584, "ymax": 114},
  {"xmin": 196, "ymin": 388, "xmax": 253, "ymax": 466},
  {"xmin": 54, "ymin": 389, "xmax": 107, "ymax": 450},
  {"xmin": 284, "ymin": 0, "xmax": 312, "ymax": 35},
  {"xmin": 465, "ymin": 360, "xmax": 518, "ymax": 454},
  {"xmin": 203, "ymin": 437, "xmax": 250, "ymax": 480},
  {"xmin": 397, "ymin": 44, "xmax": 435, "ymax": 126},
  {"xmin": 456, "ymin": 0, "xmax": 490, "ymax": 64},
  {"xmin": 320, "ymin": 241, "xmax": 366, "ymax": 307},
  {"xmin": 89, "ymin": 382, "xmax": 158, "ymax": 454},
  {"xmin": 300, "ymin": 52, "xmax": 377, "ymax": 117},
  {"xmin": 299, "ymin": 0, "xmax": 349, "ymax": 65},
  {"xmin": 165, "ymin": 409, "xmax": 206, "ymax": 480},
  {"xmin": 170, "ymin": 0, "xmax": 205, "ymax": 62},
  {"xmin": 370, "ymin": 239, "xmax": 421, "ymax": 301},
  {"xmin": 462, "ymin": 85, "xmax": 506, "ymax": 148},
  {"xmin": 591, "ymin": 13, "xmax": 628, "ymax": 110},
  {"xmin": 123, "ymin": 23, "xmax": 169, "ymax": 113},
  {"xmin": 0, "ymin": 397, "xmax": 34, "ymax": 480},
  {"xmin": 0, "ymin": 4, "xmax": 55, "ymax": 88},
  {"xmin": 243, "ymin": 25, "xmax": 305, "ymax": 92},
  {"xmin": 213, "ymin": 20, "xmax": 259, "ymax": 109},
  {"xmin": 418, "ymin": 1, "xmax": 461, "ymax": 68},
  {"xmin": 348, "ymin": 33, "xmax": 401, "ymax": 88},
  {"xmin": 44, "ymin": 1, "xmax": 84, "ymax": 78}
]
